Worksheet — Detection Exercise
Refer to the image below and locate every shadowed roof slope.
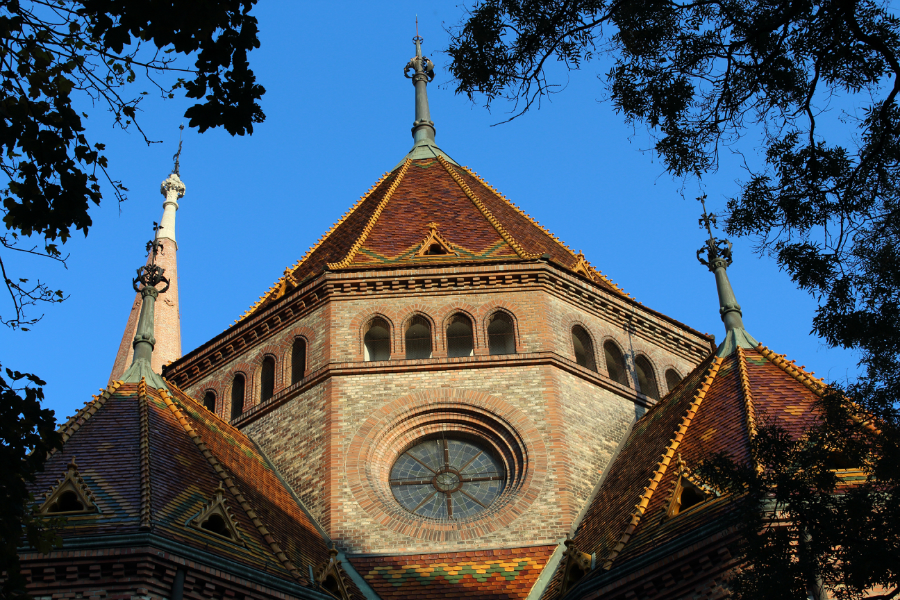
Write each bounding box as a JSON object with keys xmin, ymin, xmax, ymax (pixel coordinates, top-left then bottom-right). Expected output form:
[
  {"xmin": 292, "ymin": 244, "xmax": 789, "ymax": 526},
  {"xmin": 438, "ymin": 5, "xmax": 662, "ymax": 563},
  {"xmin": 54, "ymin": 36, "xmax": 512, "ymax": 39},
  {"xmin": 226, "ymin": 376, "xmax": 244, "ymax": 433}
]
[
  {"xmin": 238, "ymin": 156, "xmax": 626, "ymax": 323},
  {"xmin": 546, "ymin": 343, "xmax": 829, "ymax": 598},
  {"xmin": 29, "ymin": 379, "xmax": 366, "ymax": 599}
]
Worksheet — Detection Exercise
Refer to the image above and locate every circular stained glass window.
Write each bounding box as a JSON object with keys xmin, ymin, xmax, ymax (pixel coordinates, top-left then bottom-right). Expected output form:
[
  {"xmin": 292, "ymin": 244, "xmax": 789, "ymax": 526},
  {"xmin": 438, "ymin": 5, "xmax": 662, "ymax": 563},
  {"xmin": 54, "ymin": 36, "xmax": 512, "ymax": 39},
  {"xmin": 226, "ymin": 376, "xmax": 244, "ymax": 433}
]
[{"xmin": 390, "ymin": 437, "xmax": 506, "ymax": 520}]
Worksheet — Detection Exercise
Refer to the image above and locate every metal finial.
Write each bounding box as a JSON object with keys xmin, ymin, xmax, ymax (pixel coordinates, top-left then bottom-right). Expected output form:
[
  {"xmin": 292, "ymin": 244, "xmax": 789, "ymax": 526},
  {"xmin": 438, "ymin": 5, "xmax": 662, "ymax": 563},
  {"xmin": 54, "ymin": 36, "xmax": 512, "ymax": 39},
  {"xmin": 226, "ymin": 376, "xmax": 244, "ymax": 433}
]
[
  {"xmin": 696, "ymin": 195, "xmax": 732, "ymax": 271},
  {"xmin": 133, "ymin": 223, "xmax": 170, "ymax": 294},
  {"xmin": 172, "ymin": 124, "xmax": 184, "ymax": 176}
]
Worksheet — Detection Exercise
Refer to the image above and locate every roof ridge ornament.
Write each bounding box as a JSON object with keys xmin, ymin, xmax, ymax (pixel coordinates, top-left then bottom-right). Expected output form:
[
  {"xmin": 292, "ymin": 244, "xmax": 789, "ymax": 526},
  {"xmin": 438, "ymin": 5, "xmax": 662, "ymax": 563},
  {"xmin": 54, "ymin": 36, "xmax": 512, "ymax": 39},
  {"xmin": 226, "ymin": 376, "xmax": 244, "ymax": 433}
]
[
  {"xmin": 121, "ymin": 223, "xmax": 170, "ymax": 387},
  {"xmin": 696, "ymin": 195, "xmax": 758, "ymax": 357}
]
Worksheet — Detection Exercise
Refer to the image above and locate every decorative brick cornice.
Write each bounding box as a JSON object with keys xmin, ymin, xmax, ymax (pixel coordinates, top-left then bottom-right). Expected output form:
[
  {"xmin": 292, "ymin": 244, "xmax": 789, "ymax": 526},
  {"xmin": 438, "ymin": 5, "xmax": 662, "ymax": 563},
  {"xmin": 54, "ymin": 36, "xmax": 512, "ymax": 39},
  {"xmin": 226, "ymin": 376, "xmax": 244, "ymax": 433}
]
[
  {"xmin": 602, "ymin": 356, "xmax": 724, "ymax": 569},
  {"xmin": 156, "ymin": 388, "xmax": 306, "ymax": 584},
  {"xmin": 328, "ymin": 158, "xmax": 412, "ymax": 270},
  {"xmin": 438, "ymin": 155, "xmax": 539, "ymax": 260}
]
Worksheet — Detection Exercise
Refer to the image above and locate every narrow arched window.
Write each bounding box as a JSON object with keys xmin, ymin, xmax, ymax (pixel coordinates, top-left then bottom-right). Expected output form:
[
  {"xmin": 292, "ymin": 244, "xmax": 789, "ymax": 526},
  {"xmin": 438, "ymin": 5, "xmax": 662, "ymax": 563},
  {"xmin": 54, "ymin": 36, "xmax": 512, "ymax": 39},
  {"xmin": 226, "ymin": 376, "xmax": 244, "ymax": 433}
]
[
  {"xmin": 231, "ymin": 374, "xmax": 245, "ymax": 419},
  {"xmin": 447, "ymin": 314, "xmax": 474, "ymax": 358},
  {"xmin": 635, "ymin": 356, "xmax": 660, "ymax": 400},
  {"xmin": 405, "ymin": 315, "xmax": 433, "ymax": 359},
  {"xmin": 364, "ymin": 317, "xmax": 391, "ymax": 361},
  {"xmin": 604, "ymin": 341, "xmax": 628, "ymax": 386},
  {"xmin": 665, "ymin": 368, "xmax": 683, "ymax": 393},
  {"xmin": 203, "ymin": 391, "xmax": 216, "ymax": 412},
  {"xmin": 291, "ymin": 338, "xmax": 307, "ymax": 384},
  {"xmin": 571, "ymin": 326, "xmax": 597, "ymax": 371},
  {"xmin": 487, "ymin": 312, "xmax": 515, "ymax": 355},
  {"xmin": 260, "ymin": 356, "xmax": 276, "ymax": 402}
]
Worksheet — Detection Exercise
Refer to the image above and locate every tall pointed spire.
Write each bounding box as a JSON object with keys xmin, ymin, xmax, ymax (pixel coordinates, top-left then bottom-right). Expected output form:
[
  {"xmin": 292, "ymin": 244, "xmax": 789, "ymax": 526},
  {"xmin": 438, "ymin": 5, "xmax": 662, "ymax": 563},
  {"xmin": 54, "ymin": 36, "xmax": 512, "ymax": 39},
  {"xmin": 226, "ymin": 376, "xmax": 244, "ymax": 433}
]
[
  {"xmin": 696, "ymin": 195, "xmax": 758, "ymax": 357},
  {"xmin": 395, "ymin": 23, "xmax": 459, "ymax": 168},
  {"xmin": 120, "ymin": 225, "xmax": 169, "ymax": 388},
  {"xmin": 109, "ymin": 138, "xmax": 185, "ymax": 383}
]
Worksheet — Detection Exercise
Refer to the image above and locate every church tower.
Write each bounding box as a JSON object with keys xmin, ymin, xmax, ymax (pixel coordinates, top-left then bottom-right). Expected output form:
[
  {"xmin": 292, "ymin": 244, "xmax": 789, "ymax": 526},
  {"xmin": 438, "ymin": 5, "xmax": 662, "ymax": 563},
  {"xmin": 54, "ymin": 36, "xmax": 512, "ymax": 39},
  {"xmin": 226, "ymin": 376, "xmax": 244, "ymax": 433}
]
[
  {"xmin": 108, "ymin": 142, "xmax": 185, "ymax": 381},
  {"xmin": 163, "ymin": 34, "xmax": 714, "ymax": 569}
]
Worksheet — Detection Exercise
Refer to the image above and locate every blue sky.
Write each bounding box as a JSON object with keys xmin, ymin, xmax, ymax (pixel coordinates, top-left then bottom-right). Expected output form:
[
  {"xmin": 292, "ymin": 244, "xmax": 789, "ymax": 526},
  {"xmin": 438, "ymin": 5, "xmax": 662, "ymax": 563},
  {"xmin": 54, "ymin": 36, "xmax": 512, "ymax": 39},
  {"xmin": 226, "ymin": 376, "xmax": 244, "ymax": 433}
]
[{"xmin": 4, "ymin": 2, "xmax": 860, "ymax": 422}]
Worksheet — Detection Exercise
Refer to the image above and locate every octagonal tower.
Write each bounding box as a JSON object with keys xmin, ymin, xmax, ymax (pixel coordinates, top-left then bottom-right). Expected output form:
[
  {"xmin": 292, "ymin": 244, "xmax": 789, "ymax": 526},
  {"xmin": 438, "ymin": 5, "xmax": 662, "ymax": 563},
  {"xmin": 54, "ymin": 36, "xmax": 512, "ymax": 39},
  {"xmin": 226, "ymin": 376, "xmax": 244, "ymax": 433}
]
[{"xmin": 163, "ymin": 37, "xmax": 713, "ymax": 562}]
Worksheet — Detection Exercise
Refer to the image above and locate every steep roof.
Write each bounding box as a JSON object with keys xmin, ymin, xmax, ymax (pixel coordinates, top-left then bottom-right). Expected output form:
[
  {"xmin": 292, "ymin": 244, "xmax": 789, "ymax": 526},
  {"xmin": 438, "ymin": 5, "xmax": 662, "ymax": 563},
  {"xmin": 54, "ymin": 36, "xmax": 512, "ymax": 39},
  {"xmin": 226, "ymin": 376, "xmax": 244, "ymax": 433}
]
[
  {"xmin": 237, "ymin": 155, "xmax": 627, "ymax": 323},
  {"xmin": 548, "ymin": 343, "xmax": 833, "ymax": 598},
  {"xmin": 349, "ymin": 545, "xmax": 556, "ymax": 599},
  {"xmin": 30, "ymin": 378, "xmax": 365, "ymax": 599}
]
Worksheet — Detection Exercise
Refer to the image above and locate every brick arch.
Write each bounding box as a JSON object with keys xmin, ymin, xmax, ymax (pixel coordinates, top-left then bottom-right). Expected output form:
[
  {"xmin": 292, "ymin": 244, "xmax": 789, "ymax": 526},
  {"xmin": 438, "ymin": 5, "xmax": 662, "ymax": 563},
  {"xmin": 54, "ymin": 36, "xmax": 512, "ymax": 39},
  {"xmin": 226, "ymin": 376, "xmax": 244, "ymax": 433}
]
[
  {"xmin": 563, "ymin": 316, "xmax": 600, "ymax": 372},
  {"xmin": 345, "ymin": 388, "xmax": 548, "ymax": 543},
  {"xmin": 199, "ymin": 383, "xmax": 223, "ymax": 418},
  {"xmin": 660, "ymin": 363, "xmax": 685, "ymax": 395},
  {"xmin": 219, "ymin": 363, "xmax": 253, "ymax": 422},
  {"xmin": 281, "ymin": 326, "xmax": 315, "ymax": 385},
  {"xmin": 248, "ymin": 344, "xmax": 284, "ymax": 404},
  {"xmin": 481, "ymin": 303, "xmax": 521, "ymax": 354},
  {"xmin": 598, "ymin": 336, "xmax": 632, "ymax": 388},
  {"xmin": 435, "ymin": 303, "xmax": 481, "ymax": 351},
  {"xmin": 632, "ymin": 352, "xmax": 663, "ymax": 399},
  {"xmin": 398, "ymin": 307, "xmax": 437, "ymax": 356},
  {"xmin": 349, "ymin": 309, "xmax": 398, "ymax": 361}
]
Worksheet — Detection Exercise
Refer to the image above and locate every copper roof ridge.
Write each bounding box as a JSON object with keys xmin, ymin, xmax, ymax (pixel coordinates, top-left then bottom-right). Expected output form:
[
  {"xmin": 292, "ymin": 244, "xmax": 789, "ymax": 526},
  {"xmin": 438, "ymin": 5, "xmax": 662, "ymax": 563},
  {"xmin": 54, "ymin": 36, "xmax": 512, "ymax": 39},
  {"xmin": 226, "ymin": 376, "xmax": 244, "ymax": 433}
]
[
  {"xmin": 137, "ymin": 378, "xmax": 153, "ymax": 531},
  {"xmin": 234, "ymin": 171, "xmax": 394, "ymax": 324},
  {"xmin": 327, "ymin": 158, "xmax": 413, "ymax": 270},
  {"xmin": 438, "ymin": 155, "xmax": 539, "ymax": 260},
  {"xmin": 156, "ymin": 386, "xmax": 307, "ymax": 584},
  {"xmin": 52, "ymin": 380, "xmax": 124, "ymax": 456},
  {"xmin": 460, "ymin": 165, "xmax": 630, "ymax": 298},
  {"xmin": 602, "ymin": 355, "xmax": 725, "ymax": 570}
]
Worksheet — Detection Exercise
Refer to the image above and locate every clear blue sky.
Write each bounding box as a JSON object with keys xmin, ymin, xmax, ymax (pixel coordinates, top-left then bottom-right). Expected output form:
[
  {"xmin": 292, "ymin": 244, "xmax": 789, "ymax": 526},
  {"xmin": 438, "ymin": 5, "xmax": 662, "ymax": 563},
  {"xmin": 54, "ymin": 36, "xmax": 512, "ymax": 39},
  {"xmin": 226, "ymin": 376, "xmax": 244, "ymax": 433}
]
[{"xmin": 4, "ymin": 2, "xmax": 860, "ymax": 423}]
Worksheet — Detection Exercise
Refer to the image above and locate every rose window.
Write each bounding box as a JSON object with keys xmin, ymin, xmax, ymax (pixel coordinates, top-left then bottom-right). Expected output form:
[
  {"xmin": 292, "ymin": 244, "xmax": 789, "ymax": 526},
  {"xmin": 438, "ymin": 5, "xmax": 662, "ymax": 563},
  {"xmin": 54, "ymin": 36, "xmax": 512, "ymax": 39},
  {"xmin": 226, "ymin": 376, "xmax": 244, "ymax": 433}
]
[{"xmin": 390, "ymin": 437, "xmax": 506, "ymax": 519}]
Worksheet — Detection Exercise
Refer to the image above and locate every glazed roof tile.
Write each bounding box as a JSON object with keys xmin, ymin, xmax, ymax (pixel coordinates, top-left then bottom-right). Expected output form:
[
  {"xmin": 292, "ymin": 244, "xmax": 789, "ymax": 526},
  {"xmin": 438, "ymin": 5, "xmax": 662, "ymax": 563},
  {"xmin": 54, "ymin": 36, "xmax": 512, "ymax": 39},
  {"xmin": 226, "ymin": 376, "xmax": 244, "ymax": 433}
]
[
  {"xmin": 349, "ymin": 545, "xmax": 556, "ymax": 599},
  {"xmin": 549, "ymin": 344, "xmax": 829, "ymax": 597},
  {"xmin": 29, "ymin": 379, "xmax": 365, "ymax": 599},
  {"xmin": 236, "ymin": 155, "xmax": 627, "ymax": 323}
]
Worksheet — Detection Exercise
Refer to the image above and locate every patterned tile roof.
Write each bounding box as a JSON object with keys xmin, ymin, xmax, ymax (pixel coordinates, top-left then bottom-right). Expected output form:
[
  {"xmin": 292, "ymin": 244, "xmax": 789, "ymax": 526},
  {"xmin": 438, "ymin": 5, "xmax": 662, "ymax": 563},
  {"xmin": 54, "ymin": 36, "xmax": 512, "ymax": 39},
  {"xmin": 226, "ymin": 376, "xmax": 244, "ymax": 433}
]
[
  {"xmin": 236, "ymin": 156, "xmax": 627, "ymax": 323},
  {"xmin": 549, "ymin": 343, "xmax": 832, "ymax": 598},
  {"xmin": 29, "ymin": 378, "xmax": 366, "ymax": 599},
  {"xmin": 350, "ymin": 545, "xmax": 556, "ymax": 599}
]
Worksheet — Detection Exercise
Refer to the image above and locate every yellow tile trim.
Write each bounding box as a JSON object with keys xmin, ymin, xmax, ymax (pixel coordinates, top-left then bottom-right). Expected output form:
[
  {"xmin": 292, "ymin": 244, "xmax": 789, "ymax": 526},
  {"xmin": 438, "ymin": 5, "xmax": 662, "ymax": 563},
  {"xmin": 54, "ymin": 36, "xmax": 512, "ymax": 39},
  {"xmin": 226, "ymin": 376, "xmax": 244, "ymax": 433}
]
[
  {"xmin": 157, "ymin": 387, "xmax": 307, "ymax": 584},
  {"xmin": 602, "ymin": 356, "xmax": 724, "ymax": 569},
  {"xmin": 327, "ymin": 158, "xmax": 413, "ymax": 270},
  {"xmin": 736, "ymin": 347, "xmax": 758, "ymax": 439},
  {"xmin": 234, "ymin": 170, "xmax": 394, "ymax": 324},
  {"xmin": 52, "ymin": 380, "xmax": 124, "ymax": 455},
  {"xmin": 437, "ymin": 156, "xmax": 539, "ymax": 260},
  {"xmin": 460, "ymin": 165, "xmax": 629, "ymax": 297}
]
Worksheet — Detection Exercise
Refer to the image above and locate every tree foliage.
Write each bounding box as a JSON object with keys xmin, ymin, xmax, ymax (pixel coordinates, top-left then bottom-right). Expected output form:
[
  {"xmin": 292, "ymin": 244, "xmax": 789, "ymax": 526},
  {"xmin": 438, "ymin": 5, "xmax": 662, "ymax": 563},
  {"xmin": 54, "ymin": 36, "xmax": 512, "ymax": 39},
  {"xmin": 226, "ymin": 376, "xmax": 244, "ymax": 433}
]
[
  {"xmin": 449, "ymin": 0, "xmax": 900, "ymax": 597},
  {"xmin": 0, "ymin": 365, "xmax": 62, "ymax": 599}
]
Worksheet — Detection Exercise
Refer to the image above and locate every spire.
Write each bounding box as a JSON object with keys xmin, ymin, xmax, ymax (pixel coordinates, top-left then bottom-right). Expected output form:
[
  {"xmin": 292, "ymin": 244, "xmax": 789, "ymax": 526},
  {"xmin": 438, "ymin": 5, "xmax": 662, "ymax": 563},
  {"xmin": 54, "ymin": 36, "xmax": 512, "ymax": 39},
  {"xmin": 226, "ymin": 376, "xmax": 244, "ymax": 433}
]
[
  {"xmin": 120, "ymin": 225, "xmax": 169, "ymax": 388},
  {"xmin": 394, "ymin": 23, "xmax": 459, "ymax": 169},
  {"xmin": 696, "ymin": 195, "xmax": 758, "ymax": 357},
  {"xmin": 108, "ymin": 136, "xmax": 185, "ymax": 383}
]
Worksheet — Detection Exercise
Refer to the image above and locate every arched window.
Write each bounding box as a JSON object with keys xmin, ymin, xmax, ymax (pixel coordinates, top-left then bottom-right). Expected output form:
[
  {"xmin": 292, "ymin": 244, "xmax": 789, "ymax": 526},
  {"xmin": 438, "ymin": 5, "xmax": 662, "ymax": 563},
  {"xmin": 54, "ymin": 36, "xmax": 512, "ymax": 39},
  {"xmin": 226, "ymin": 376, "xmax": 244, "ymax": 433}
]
[
  {"xmin": 447, "ymin": 314, "xmax": 474, "ymax": 358},
  {"xmin": 260, "ymin": 356, "xmax": 276, "ymax": 402},
  {"xmin": 405, "ymin": 315, "xmax": 433, "ymax": 359},
  {"xmin": 665, "ymin": 368, "xmax": 683, "ymax": 393},
  {"xmin": 571, "ymin": 326, "xmax": 597, "ymax": 371},
  {"xmin": 364, "ymin": 317, "xmax": 391, "ymax": 361},
  {"xmin": 231, "ymin": 374, "xmax": 245, "ymax": 419},
  {"xmin": 291, "ymin": 338, "xmax": 307, "ymax": 384},
  {"xmin": 203, "ymin": 391, "xmax": 216, "ymax": 412},
  {"xmin": 603, "ymin": 341, "xmax": 628, "ymax": 386},
  {"xmin": 487, "ymin": 312, "xmax": 515, "ymax": 355},
  {"xmin": 635, "ymin": 356, "xmax": 660, "ymax": 400}
]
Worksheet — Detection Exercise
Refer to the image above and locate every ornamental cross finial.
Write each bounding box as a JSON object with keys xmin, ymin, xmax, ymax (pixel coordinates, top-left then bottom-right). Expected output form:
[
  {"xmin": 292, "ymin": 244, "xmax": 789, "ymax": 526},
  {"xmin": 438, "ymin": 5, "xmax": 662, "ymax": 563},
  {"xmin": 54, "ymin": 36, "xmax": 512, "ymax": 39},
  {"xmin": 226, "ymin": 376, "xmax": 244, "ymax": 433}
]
[
  {"xmin": 134, "ymin": 222, "xmax": 170, "ymax": 294},
  {"xmin": 696, "ymin": 195, "xmax": 732, "ymax": 271},
  {"xmin": 172, "ymin": 124, "xmax": 184, "ymax": 177}
]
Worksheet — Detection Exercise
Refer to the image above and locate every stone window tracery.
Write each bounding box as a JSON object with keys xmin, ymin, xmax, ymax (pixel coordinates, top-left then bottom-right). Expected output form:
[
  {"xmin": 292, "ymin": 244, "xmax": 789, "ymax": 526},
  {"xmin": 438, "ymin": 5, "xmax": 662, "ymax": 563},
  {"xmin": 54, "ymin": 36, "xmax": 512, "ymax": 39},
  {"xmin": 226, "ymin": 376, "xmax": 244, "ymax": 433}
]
[
  {"xmin": 571, "ymin": 326, "xmax": 597, "ymax": 371},
  {"xmin": 405, "ymin": 315, "xmax": 433, "ymax": 359},
  {"xmin": 487, "ymin": 312, "xmax": 515, "ymax": 355},
  {"xmin": 390, "ymin": 436, "xmax": 506, "ymax": 520},
  {"xmin": 364, "ymin": 317, "xmax": 391, "ymax": 361},
  {"xmin": 603, "ymin": 341, "xmax": 629, "ymax": 386}
]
